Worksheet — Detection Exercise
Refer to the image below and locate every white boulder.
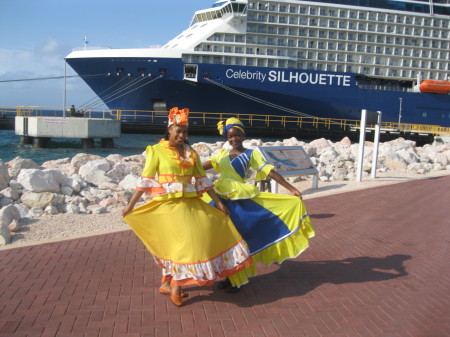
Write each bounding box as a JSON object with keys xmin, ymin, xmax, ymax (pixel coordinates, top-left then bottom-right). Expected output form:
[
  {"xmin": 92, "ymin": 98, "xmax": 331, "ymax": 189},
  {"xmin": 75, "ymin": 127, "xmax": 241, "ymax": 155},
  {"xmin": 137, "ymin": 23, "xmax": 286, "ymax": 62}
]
[
  {"xmin": 0, "ymin": 160, "xmax": 10, "ymax": 190},
  {"xmin": 28, "ymin": 207, "xmax": 44, "ymax": 218},
  {"xmin": 0, "ymin": 205, "xmax": 21, "ymax": 245},
  {"xmin": 7, "ymin": 157, "xmax": 40, "ymax": 179},
  {"xmin": 41, "ymin": 158, "xmax": 72, "ymax": 175},
  {"xmin": 106, "ymin": 163, "xmax": 134, "ymax": 184},
  {"xmin": 192, "ymin": 142, "xmax": 213, "ymax": 157},
  {"xmin": 79, "ymin": 159, "xmax": 113, "ymax": 186},
  {"xmin": 17, "ymin": 169, "xmax": 67, "ymax": 193},
  {"xmin": 44, "ymin": 206, "xmax": 59, "ymax": 215},
  {"xmin": 119, "ymin": 174, "xmax": 140, "ymax": 191},
  {"xmin": 20, "ymin": 191, "xmax": 65, "ymax": 210},
  {"xmin": 1, "ymin": 187, "xmax": 21, "ymax": 201},
  {"xmin": 13, "ymin": 204, "xmax": 30, "ymax": 218},
  {"xmin": 70, "ymin": 153, "xmax": 104, "ymax": 174}
]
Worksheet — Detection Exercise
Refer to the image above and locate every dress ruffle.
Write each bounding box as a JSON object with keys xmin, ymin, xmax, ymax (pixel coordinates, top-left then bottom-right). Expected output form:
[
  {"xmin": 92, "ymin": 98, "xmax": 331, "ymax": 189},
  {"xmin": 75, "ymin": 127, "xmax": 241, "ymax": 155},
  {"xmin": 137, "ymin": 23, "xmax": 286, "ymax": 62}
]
[
  {"xmin": 124, "ymin": 196, "xmax": 253, "ymax": 287},
  {"xmin": 155, "ymin": 239, "xmax": 253, "ymax": 286},
  {"xmin": 252, "ymin": 215, "xmax": 314, "ymax": 265},
  {"xmin": 227, "ymin": 219, "xmax": 314, "ymax": 287},
  {"xmin": 202, "ymin": 191, "xmax": 315, "ymax": 288}
]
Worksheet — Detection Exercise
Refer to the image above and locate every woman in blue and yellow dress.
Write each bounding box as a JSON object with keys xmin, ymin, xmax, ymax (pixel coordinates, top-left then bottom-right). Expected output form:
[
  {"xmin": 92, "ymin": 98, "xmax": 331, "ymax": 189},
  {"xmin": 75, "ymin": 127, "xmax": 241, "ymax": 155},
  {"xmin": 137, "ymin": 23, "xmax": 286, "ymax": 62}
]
[
  {"xmin": 122, "ymin": 109, "xmax": 252, "ymax": 307},
  {"xmin": 202, "ymin": 118, "xmax": 315, "ymax": 291}
]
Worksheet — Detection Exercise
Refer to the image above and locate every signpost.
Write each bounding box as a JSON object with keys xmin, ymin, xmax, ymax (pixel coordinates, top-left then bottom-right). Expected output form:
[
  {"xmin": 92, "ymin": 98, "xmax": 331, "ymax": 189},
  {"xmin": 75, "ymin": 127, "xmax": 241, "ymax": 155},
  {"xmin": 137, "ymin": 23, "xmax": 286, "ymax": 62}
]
[{"xmin": 356, "ymin": 109, "xmax": 382, "ymax": 182}]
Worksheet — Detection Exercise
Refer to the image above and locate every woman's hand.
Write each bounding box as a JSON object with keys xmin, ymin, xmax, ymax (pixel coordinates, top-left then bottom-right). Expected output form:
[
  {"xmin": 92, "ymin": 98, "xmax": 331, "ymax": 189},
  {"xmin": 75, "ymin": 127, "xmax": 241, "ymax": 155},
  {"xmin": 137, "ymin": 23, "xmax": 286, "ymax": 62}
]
[
  {"xmin": 122, "ymin": 204, "xmax": 134, "ymax": 218},
  {"xmin": 121, "ymin": 190, "xmax": 144, "ymax": 218},
  {"xmin": 269, "ymin": 171, "xmax": 303, "ymax": 199},
  {"xmin": 215, "ymin": 200, "xmax": 230, "ymax": 216},
  {"xmin": 290, "ymin": 188, "xmax": 303, "ymax": 199}
]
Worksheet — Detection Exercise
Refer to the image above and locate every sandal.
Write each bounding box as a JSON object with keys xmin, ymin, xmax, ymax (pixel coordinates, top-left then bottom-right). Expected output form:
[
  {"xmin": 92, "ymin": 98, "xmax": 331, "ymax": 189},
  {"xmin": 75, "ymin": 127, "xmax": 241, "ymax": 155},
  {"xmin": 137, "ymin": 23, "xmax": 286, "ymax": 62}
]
[
  {"xmin": 159, "ymin": 287, "xmax": 187, "ymax": 298},
  {"xmin": 170, "ymin": 291, "xmax": 183, "ymax": 307}
]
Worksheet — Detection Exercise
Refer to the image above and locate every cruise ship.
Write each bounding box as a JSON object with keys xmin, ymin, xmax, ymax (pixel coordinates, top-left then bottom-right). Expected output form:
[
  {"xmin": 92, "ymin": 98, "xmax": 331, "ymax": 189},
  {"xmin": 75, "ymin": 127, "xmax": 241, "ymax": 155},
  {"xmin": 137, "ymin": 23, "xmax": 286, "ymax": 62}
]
[{"xmin": 65, "ymin": 0, "xmax": 450, "ymax": 128}]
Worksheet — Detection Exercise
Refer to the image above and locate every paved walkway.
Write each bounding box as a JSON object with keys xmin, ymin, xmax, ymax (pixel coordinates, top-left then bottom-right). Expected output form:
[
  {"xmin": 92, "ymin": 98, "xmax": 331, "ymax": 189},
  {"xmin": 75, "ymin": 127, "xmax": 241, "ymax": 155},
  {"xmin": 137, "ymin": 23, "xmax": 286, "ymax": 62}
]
[{"xmin": 1, "ymin": 175, "xmax": 449, "ymax": 337}]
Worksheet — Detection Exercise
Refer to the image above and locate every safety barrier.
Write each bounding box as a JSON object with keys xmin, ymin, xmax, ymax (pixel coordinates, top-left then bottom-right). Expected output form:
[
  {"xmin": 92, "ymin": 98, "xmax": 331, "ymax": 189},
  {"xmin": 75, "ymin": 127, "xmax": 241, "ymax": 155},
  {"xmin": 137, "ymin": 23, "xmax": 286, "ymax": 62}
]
[{"xmin": 1, "ymin": 106, "xmax": 449, "ymax": 136}]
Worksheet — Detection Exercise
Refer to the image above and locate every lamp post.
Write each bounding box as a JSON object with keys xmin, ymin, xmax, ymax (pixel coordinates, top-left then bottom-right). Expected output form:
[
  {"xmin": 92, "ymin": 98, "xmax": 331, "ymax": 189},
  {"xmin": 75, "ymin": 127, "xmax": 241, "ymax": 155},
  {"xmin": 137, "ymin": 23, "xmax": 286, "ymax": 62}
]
[{"xmin": 398, "ymin": 97, "xmax": 403, "ymax": 126}]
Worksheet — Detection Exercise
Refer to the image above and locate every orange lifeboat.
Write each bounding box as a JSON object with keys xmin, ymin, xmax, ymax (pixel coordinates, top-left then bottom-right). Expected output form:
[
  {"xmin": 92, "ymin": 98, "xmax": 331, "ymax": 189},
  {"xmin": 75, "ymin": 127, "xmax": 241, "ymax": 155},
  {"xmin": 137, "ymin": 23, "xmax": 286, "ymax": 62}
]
[{"xmin": 419, "ymin": 80, "xmax": 450, "ymax": 94}]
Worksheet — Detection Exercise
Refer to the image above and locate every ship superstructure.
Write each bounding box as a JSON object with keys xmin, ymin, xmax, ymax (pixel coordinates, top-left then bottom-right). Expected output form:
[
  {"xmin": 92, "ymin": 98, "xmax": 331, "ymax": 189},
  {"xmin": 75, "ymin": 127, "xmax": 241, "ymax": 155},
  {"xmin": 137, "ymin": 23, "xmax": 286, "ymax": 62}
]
[{"xmin": 179, "ymin": 0, "xmax": 449, "ymax": 87}]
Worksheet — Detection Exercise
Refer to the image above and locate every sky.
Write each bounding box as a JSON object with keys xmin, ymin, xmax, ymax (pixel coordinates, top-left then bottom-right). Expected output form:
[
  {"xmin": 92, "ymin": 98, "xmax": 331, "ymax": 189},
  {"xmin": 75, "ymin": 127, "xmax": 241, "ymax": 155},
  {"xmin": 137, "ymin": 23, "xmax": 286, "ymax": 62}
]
[{"xmin": 0, "ymin": 0, "xmax": 213, "ymax": 108}]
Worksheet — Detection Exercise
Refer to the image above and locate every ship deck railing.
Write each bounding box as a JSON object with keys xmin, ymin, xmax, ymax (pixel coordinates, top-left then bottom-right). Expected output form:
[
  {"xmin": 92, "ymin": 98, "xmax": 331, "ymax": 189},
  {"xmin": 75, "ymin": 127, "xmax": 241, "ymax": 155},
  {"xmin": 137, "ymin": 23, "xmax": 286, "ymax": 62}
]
[{"xmin": 1, "ymin": 106, "xmax": 449, "ymax": 137}]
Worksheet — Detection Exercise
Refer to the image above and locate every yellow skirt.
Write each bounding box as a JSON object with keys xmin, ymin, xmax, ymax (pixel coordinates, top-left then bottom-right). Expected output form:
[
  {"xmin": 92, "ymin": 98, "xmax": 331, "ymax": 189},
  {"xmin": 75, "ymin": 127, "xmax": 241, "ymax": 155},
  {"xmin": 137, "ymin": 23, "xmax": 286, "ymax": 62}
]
[{"xmin": 123, "ymin": 196, "xmax": 252, "ymax": 287}]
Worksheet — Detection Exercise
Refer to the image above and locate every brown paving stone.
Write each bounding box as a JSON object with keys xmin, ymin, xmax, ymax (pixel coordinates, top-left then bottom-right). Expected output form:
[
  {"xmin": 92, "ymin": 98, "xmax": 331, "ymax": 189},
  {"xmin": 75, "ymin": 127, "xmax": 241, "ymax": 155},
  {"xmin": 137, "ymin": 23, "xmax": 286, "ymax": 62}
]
[{"xmin": 1, "ymin": 175, "xmax": 449, "ymax": 336}]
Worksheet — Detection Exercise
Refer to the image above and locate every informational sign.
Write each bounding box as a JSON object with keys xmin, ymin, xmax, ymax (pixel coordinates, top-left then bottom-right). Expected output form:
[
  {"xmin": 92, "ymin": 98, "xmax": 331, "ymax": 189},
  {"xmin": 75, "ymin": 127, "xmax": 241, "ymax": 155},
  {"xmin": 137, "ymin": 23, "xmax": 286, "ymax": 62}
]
[
  {"xmin": 257, "ymin": 146, "xmax": 318, "ymax": 176},
  {"xmin": 257, "ymin": 146, "xmax": 318, "ymax": 191},
  {"xmin": 43, "ymin": 118, "xmax": 67, "ymax": 125}
]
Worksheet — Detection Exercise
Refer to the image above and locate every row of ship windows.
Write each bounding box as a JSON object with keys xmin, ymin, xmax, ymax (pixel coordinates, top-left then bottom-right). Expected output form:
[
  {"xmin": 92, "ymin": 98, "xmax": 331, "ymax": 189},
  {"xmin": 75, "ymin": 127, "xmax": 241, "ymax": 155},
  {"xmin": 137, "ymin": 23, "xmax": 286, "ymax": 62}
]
[
  {"xmin": 253, "ymin": 35, "xmax": 447, "ymax": 50},
  {"xmin": 199, "ymin": 42, "xmax": 449, "ymax": 60},
  {"xmin": 196, "ymin": 45, "xmax": 449, "ymax": 68},
  {"xmin": 195, "ymin": 51, "xmax": 449, "ymax": 72},
  {"xmin": 208, "ymin": 32, "xmax": 448, "ymax": 49},
  {"xmin": 183, "ymin": 54, "xmax": 447, "ymax": 80},
  {"xmin": 248, "ymin": 15, "xmax": 450, "ymax": 36},
  {"xmin": 247, "ymin": 23, "xmax": 449, "ymax": 39},
  {"xmin": 248, "ymin": 2, "xmax": 449, "ymax": 25}
]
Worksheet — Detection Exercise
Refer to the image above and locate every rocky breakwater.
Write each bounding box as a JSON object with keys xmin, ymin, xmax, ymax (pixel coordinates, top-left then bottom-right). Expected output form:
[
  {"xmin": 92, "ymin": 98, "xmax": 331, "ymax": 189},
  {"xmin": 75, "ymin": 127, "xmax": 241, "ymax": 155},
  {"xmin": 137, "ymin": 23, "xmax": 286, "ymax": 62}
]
[{"xmin": 1, "ymin": 137, "xmax": 449, "ymax": 245}]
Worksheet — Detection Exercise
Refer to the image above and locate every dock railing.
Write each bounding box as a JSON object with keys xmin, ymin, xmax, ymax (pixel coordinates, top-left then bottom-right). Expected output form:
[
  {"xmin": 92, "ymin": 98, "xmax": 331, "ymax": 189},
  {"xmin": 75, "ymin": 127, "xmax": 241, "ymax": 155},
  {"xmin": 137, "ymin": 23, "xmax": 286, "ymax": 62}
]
[
  {"xmin": 12, "ymin": 106, "xmax": 115, "ymax": 119},
  {"xmin": 2, "ymin": 106, "xmax": 449, "ymax": 137},
  {"xmin": 113, "ymin": 109, "xmax": 450, "ymax": 136}
]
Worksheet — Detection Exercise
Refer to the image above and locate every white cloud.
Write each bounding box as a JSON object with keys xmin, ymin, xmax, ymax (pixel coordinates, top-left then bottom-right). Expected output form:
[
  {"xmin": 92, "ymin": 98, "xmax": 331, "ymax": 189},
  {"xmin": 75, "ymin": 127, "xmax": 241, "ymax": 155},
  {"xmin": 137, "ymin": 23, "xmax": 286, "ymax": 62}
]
[
  {"xmin": 0, "ymin": 38, "xmax": 98, "ymax": 107},
  {"xmin": 35, "ymin": 37, "xmax": 62, "ymax": 55}
]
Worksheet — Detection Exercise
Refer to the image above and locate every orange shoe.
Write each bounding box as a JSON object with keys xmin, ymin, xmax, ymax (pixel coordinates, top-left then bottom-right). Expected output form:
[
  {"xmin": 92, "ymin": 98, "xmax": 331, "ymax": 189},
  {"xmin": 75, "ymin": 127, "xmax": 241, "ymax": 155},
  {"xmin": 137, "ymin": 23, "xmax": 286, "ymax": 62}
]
[
  {"xmin": 159, "ymin": 287, "xmax": 187, "ymax": 298},
  {"xmin": 170, "ymin": 293, "xmax": 183, "ymax": 307}
]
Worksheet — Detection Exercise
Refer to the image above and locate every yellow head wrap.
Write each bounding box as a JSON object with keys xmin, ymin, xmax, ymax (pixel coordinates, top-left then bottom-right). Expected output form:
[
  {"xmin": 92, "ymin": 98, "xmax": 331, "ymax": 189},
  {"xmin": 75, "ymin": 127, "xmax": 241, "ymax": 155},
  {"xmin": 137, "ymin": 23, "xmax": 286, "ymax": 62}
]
[{"xmin": 217, "ymin": 117, "xmax": 245, "ymax": 136}]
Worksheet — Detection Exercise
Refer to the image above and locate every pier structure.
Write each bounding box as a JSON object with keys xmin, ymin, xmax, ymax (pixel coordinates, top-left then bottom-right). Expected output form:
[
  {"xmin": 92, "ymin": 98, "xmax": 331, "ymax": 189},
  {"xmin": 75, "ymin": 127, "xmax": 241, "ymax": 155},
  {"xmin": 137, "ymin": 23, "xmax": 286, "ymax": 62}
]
[
  {"xmin": 15, "ymin": 116, "xmax": 121, "ymax": 148},
  {"xmin": 3, "ymin": 106, "xmax": 449, "ymax": 146}
]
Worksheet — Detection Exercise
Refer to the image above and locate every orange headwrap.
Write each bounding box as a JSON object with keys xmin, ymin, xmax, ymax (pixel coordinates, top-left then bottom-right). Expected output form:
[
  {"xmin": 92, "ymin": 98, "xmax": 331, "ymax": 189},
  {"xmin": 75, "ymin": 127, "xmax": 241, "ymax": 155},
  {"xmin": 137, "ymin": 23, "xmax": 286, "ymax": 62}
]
[{"xmin": 168, "ymin": 107, "xmax": 189, "ymax": 126}]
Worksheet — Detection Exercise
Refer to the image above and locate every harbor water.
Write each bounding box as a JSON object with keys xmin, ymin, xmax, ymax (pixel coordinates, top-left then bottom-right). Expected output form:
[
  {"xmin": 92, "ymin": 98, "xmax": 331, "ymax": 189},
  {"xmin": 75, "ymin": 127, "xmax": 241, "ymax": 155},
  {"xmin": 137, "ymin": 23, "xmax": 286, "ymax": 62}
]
[{"xmin": 0, "ymin": 130, "xmax": 280, "ymax": 165}]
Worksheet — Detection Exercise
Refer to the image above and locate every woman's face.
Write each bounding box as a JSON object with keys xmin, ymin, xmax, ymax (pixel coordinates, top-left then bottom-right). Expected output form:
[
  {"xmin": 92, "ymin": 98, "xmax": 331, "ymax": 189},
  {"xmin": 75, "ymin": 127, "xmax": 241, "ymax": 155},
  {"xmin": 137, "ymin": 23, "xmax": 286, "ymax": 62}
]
[
  {"xmin": 168, "ymin": 125, "xmax": 188, "ymax": 146},
  {"xmin": 226, "ymin": 127, "xmax": 245, "ymax": 149}
]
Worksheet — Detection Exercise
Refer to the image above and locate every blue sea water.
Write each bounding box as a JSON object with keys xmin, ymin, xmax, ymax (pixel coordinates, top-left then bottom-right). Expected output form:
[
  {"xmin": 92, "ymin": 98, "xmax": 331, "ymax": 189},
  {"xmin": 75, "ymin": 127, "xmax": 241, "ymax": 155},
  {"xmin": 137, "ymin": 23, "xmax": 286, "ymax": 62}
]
[{"xmin": 0, "ymin": 130, "xmax": 279, "ymax": 165}]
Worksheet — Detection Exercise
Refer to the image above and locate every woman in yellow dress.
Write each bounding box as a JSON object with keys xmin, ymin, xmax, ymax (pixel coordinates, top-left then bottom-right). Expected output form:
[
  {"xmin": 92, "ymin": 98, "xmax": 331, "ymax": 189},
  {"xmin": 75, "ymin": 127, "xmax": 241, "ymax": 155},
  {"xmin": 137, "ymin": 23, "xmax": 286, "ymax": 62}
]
[
  {"xmin": 122, "ymin": 109, "xmax": 252, "ymax": 307},
  {"xmin": 202, "ymin": 118, "xmax": 315, "ymax": 291}
]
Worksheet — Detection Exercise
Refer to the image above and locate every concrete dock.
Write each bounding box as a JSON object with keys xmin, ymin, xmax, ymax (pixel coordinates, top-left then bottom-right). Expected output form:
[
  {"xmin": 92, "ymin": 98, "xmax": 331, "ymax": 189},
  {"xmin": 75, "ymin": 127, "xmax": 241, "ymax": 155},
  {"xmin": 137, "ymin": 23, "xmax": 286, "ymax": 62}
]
[{"xmin": 15, "ymin": 116, "xmax": 121, "ymax": 148}]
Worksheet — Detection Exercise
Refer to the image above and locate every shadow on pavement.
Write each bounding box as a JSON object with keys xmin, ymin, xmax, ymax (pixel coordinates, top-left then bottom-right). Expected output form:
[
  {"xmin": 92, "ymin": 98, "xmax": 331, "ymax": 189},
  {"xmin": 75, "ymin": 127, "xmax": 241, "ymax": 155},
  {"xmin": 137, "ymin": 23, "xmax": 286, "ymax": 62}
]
[{"xmin": 185, "ymin": 254, "xmax": 411, "ymax": 307}]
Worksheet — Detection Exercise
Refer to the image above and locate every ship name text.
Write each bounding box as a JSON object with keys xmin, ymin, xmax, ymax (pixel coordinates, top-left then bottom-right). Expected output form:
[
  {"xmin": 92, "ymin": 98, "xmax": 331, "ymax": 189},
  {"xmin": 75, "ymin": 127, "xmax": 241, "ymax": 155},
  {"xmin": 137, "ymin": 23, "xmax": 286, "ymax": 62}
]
[{"xmin": 226, "ymin": 69, "xmax": 351, "ymax": 86}]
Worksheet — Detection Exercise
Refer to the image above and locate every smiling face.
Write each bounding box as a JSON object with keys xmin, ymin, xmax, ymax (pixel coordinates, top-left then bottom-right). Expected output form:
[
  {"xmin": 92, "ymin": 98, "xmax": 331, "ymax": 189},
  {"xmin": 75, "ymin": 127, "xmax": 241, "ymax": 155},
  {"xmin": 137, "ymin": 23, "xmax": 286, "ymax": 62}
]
[
  {"xmin": 168, "ymin": 124, "xmax": 188, "ymax": 146},
  {"xmin": 226, "ymin": 127, "xmax": 245, "ymax": 150}
]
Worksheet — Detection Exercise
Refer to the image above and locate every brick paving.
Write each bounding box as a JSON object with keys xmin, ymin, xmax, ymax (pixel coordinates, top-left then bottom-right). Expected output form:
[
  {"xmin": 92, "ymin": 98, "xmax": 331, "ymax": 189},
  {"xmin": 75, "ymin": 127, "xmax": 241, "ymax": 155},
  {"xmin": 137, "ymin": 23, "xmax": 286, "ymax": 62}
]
[{"xmin": 1, "ymin": 175, "xmax": 449, "ymax": 337}]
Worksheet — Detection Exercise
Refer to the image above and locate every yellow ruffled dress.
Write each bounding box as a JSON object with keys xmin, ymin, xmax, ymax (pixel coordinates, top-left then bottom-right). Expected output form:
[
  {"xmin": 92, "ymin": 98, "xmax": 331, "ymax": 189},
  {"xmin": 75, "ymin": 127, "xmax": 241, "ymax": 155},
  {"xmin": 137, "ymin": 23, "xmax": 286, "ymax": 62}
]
[
  {"xmin": 123, "ymin": 140, "xmax": 252, "ymax": 287},
  {"xmin": 204, "ymin": 149, "xmax": 315, "ymax": 286}
]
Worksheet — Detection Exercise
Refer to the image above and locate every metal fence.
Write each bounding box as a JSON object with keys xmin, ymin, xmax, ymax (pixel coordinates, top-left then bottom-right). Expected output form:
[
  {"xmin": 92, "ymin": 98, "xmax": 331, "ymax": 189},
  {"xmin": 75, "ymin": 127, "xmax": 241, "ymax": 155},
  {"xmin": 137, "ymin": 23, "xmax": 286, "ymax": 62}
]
[{"xmin": 1, "ymin": 106, "xmax": 449, "ymax": 136}]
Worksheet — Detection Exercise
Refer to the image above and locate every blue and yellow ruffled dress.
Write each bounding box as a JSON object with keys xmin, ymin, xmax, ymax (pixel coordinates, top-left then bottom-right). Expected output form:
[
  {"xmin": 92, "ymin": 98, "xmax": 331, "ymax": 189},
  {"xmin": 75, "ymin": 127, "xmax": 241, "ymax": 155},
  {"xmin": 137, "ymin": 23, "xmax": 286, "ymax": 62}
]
[
  {"xmin": 123, "ymin": 140, "xmax": 252, "ymax": 287},
  {"xmin": 205, "ymin": 148, "xmax": 315, "ymax": 285}
]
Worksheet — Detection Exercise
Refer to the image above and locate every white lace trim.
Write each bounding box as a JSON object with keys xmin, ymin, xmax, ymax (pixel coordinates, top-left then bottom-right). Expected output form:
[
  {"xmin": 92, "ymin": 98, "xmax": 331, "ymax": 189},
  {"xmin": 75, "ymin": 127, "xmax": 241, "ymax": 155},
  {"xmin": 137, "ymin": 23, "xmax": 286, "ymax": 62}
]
[
  {"xmin": 154, "ymin": 240, "xmax": 251, "ymax": 282},
  {"xmin": 137, "ymin": 176, "xmax": 213, "ymax": 195}
]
